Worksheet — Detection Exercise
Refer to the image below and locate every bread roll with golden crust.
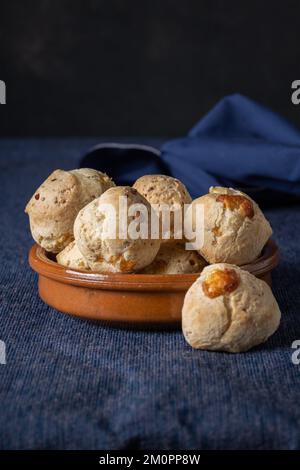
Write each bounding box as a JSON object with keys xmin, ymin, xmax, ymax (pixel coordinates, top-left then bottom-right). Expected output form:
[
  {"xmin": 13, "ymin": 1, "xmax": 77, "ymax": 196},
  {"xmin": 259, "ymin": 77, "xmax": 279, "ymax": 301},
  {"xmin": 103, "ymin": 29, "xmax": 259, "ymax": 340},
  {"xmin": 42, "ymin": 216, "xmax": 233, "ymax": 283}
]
[
  {"xmin": 74, "ymin": 186, "xmax": 161, "ymax": 273},
  {"xmin": 25, "ymin": 168, "xmax": 115, "ymax": 253},
  {"xmin": 186, "ymin": 186, "xmax": 272, "ymax": 265},
  {"xmin": 182, "ymin": 263, "xmax": 281, "ymax": 353},
  {"xmin": 133, "ymin": 175, "xmax": 192, "ymax": 243},
  {"xmin": 139, "ymin": 243, "xmax": 207, "ymax": 274}
]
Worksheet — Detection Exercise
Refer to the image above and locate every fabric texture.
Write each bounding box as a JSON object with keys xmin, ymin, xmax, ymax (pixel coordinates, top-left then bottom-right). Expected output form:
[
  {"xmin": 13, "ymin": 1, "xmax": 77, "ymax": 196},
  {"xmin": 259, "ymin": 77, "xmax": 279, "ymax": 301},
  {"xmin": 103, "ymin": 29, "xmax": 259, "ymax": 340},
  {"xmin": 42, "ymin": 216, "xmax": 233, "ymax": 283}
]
[{"xmin": 0, "ymin": 136, "xmax": 300, "ymax": 450}]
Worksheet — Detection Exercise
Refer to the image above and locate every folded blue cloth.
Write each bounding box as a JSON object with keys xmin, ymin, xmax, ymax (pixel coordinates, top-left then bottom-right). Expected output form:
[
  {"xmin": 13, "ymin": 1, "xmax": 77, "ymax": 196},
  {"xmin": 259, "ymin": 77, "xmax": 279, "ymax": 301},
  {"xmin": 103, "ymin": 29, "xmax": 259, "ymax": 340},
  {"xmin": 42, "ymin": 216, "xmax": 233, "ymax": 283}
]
[
  {"xmin": 162, "ymin": 94, "xmax": 300, "ymax": 201},
  {"xmin": 81, "ymin": 142, "xmax": 167, "ymax": 185},
  {"xmin": 81, "ymin": 94, "xmax": 300, "ymax": 203}
]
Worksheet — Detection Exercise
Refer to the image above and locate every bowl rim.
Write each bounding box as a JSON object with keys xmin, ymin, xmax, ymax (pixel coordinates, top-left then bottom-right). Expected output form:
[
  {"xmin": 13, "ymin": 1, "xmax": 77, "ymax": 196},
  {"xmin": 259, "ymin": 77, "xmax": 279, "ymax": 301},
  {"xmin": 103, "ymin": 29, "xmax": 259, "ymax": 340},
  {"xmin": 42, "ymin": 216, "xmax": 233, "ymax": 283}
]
[{"xmin": 29, "ymin": 240, "xmax": 279, "ymax": 292}]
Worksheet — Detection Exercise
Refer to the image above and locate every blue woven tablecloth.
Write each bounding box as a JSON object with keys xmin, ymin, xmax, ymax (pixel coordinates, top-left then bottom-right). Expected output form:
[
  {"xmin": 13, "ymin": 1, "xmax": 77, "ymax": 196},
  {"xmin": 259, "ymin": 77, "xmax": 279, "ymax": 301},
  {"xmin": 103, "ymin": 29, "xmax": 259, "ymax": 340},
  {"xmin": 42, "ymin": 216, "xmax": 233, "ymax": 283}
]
[{"xmin": 0, "ymin": 139, "xmax": 299, "ymax": 450}]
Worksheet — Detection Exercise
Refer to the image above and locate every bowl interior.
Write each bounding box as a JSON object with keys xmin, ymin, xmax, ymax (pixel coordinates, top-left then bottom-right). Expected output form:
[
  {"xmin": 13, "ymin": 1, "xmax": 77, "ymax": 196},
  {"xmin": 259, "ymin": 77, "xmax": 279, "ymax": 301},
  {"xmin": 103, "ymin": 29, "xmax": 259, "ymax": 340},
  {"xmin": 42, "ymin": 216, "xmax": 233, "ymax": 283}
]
[{"xmin": 29, "ymin": 240, "xmax": 279, "ymax": 291}]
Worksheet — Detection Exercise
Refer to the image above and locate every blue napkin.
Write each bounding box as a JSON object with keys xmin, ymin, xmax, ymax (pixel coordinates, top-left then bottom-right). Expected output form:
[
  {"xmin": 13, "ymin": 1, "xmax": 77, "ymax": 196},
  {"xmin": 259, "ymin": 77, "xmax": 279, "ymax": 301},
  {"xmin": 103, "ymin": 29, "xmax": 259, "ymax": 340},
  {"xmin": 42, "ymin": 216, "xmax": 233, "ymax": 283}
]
[
  {"xmin": 162, "ymin": 94, "xmax": 300, "ymax": 202},
  {"xmin": 81, "ymin": 94, "xmax": 300, "ymax": 203},
  {"xmin": 80, "ymin": 142, "xmax": 167, "ymax": 185}
]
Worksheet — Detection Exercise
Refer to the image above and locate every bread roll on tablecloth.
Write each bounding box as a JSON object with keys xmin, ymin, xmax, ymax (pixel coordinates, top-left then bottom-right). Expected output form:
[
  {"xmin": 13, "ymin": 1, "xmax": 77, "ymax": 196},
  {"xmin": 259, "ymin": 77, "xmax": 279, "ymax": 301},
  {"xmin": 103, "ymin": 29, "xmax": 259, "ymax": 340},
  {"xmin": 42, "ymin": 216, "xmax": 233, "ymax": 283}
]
[{"xmin": 182, "ymin": 263, "xmax": 281, "ymax": 353}]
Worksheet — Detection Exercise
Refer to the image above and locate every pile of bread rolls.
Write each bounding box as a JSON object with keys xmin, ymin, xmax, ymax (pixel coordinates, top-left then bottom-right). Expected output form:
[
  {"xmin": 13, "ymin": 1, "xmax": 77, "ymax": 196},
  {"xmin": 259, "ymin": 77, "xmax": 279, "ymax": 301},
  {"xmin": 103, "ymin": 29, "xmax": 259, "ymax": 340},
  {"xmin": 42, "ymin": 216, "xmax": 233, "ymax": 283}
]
[{"xmin": 26, "ymin": 169, "xmax": 281, "ymax": 353}]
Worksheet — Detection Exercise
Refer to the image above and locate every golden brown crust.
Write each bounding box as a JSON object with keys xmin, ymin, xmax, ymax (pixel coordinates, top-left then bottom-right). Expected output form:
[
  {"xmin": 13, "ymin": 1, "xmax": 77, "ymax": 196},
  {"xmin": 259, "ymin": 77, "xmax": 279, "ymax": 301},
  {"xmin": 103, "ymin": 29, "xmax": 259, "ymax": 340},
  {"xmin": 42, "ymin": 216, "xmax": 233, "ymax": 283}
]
[
  {"xmin": 202, "ymin": 268, "xmax": 240, "ymax": 298},
  {"xmin": 216, "ymin": 194, "xmax": 254, "ymax": 219}
]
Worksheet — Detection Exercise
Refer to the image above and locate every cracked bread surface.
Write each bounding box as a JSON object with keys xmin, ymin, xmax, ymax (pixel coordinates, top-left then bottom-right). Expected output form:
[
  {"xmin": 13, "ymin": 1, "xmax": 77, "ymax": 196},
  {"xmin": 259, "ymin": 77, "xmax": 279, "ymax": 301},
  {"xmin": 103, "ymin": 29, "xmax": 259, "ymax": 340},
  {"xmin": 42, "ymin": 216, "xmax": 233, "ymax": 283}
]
[{"xmin": 182, "ymin": 263, "xmax": 281, "ymax": 352}]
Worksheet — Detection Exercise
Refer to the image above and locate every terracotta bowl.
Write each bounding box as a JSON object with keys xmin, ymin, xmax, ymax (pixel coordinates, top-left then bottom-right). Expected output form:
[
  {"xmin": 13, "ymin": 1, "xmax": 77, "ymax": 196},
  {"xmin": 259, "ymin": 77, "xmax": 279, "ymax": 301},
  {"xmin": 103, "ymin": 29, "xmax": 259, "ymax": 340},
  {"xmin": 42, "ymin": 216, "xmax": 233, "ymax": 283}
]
[{"xmin": 29, "ymin": 240, "xmax": 279, "ymax": 325}]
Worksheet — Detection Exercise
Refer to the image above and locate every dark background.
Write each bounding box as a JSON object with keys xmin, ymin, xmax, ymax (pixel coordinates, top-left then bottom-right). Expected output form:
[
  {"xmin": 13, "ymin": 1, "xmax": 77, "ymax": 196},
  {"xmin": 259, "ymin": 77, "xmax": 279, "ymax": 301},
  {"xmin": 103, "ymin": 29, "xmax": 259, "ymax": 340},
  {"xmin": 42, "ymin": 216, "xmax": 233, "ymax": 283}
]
[{"xmin": 0, "ymin": 0, "xmax": 299, "ymax": 137}]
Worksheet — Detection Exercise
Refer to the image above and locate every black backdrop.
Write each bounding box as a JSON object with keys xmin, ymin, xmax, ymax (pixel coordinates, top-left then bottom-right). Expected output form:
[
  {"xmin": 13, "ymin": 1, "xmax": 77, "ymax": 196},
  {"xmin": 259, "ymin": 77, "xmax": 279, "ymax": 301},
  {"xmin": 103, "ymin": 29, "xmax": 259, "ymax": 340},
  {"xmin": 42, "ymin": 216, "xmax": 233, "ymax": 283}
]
[{"xmin": 0, "ymin": 0, "xmax": 299, "ymax": 136}]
